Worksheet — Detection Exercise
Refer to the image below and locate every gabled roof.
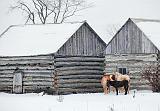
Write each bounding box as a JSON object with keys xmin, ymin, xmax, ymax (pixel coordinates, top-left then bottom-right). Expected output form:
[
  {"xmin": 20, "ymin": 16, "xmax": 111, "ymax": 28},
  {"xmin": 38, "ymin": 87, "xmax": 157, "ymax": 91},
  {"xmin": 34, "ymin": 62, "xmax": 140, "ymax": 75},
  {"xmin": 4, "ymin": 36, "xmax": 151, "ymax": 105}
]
[
  {"xmin": 0, "ymin": 22, "xmax": 84, "ymax": 56},
  {"xmin": 131, "ymin": 18, "xmax": 160, "ymax": 51}
]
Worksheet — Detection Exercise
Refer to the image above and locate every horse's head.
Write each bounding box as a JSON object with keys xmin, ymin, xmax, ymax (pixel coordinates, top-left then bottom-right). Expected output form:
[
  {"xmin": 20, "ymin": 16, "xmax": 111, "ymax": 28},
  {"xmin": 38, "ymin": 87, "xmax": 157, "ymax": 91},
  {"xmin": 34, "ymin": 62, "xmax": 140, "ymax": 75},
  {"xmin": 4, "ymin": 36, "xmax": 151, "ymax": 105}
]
[{"xmin": 111, "ymin": 75, "xmax": 116, "ymax": 81}]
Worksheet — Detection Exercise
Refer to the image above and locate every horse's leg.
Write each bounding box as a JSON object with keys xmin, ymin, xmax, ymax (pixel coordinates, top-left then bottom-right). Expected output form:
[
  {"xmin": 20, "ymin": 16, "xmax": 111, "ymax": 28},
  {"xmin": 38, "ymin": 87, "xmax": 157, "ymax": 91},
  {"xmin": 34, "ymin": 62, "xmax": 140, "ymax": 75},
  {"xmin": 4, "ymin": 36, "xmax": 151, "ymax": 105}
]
[
  {"xmin": 103, "ymin": 85, "xmax": 108, "ymax": 94},
  {"xmin": 125, "ymin": 87, "xmax": 128, "ymax": 95},
  {"xmin": 106, "ymin": 81, "xmax": 110, "ymax": 94},
  {"xmin": 127, "ymin": 81, "xmax": 130, "ymax": 94},
  {"xmin": 124, "ymin": 84, "xmax": 128, "ymax": 95},
  {"xmin": 116, "ymin": 88, "xmax": 118, "ymax": 95},
  {"xmin": 101, "ymin": 78, "xmax": 108, "ymax": 94}
]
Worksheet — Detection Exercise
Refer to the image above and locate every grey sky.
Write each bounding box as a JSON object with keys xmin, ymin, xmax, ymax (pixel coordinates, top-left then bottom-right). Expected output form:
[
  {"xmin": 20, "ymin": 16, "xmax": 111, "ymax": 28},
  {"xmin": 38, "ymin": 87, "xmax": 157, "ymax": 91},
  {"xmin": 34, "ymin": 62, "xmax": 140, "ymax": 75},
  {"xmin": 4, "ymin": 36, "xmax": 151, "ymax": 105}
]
[{"xmin": 0, "ymin": 0, "xmax": 160, "ymax": 42}]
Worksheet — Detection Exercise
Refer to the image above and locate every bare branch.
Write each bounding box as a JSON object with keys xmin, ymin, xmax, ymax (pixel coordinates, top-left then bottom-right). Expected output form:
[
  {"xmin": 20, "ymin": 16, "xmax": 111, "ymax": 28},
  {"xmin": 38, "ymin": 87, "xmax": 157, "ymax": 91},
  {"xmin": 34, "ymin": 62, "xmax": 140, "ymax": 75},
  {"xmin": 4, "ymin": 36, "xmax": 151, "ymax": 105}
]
[
  {"xmin": 10, "ymin": 0, "xmax": 92, "ymax": 24},
  {"xmin": 106, "ymin": 24, "xmax": 121, "ymax": 38}
]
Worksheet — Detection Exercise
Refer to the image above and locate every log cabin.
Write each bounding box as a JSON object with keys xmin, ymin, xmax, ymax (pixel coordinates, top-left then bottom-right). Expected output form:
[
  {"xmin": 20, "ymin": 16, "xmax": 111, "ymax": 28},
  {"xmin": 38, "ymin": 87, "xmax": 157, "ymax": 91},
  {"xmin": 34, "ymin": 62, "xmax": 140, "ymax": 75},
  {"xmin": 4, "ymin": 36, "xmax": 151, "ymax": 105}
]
[
  {"xmin": 0, "ymin": 22, "xmax": 106, "ymax": 94},
  {"xmin": 105, "ymin": 18, "xmax": 160, "ymax": 90}
]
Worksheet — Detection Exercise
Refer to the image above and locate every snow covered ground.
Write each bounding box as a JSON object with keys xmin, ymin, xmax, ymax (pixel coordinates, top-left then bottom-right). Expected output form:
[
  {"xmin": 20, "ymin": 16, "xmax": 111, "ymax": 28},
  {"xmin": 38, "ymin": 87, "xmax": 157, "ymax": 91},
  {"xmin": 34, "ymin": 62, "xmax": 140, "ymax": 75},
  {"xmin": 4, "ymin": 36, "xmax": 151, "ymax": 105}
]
[{"xmin": 0, "ymin": 90, "xmax": 160, "ymax": 111}]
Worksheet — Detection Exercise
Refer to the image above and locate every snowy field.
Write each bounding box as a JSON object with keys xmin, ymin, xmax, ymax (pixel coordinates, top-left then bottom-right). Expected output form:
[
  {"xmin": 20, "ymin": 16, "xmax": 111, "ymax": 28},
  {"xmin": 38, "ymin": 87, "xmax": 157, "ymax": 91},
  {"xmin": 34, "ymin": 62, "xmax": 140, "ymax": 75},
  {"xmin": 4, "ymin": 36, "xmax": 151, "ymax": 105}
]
[{"xmin": 0, "ymin": 90, "xmax": 160, "ymax": 111}]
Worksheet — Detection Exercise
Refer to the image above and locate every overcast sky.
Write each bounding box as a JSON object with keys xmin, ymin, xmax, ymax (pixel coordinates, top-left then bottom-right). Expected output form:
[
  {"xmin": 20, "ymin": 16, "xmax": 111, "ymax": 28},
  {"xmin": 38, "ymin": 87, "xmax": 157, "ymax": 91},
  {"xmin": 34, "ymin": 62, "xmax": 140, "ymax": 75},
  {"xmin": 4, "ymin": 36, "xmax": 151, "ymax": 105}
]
[{"xmin": 0, "ymin": 0, "xmax": 160, "ymax": 42}]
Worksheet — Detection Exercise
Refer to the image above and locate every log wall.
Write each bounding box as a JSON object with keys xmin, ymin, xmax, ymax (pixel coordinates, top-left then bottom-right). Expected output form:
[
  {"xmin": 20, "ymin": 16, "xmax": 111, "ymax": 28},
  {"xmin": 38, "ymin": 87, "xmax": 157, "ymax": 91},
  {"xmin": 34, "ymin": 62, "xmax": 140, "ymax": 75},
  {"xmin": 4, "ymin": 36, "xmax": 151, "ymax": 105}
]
[
  {"xmin": 0, "ymin": 54, "xmax": 55, "ymax": 93},
  {"xmin": 105, "ymin": 53, "xmax": 158, "ymax": 90},
  {"xmin": 0, "ymin": 55, "xmax": 105, "ymax": 94},
  {"xmin": 54, "ymin": 55, "xmax": 105, "ymax": 94}
]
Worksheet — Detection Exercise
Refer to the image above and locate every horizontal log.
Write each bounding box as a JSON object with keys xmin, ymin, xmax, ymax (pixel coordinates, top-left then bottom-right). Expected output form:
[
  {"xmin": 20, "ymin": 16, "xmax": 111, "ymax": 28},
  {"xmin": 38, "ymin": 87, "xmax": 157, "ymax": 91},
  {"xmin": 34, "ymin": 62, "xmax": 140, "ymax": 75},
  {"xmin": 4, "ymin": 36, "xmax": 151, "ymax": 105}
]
[
  {"xmin": 0, "ymin": 85, "xmax": 12, "ymax": 88},
  {"xmin": 105, "ymin": 64, "xmax": 154, "ymax": 69},
  {"xmin": 55, "ymin": 62, "xmax": 105, "ymax": 67},
  {"xmin": 0, "ymin": 87, "xmax": 12, "ymax": 90},
  {"xmin": 0, "ymin": 89, "xmax": 12, "ymax": 92},
  {"xmin": 105, "ymin": 68, "xmax": 144, "ymax": 73},
  {"xmin": 56, "ymin": 70, "xmax": 103, "ymax": 76},
  {"xmin": 0, "ymin": 82, "xmax": 13, "ymax": 85},
  {"xmin": 23, "ymin": 82, "xmax": 53, "ymax": 86},
  {"xmin": 2, "ymin": 70, "xmax": 57, "ymax": 74},
  {"xmin": 57, "ymin": 83, "xmax": 101, "ymax": 88},
  {"xmin": 57, "ymin": 75, "xmax": 102, "ymax": 79},
  {"xmin": 23, "ymin": 88, "xmax": 56, "ymax": 93},
  {"xmin": 57, "ymin": 79, "xmax": 100, "ymax": 84},
  {"xmin": 0, "ymin": 54, "xmax": 54, "ymax": 60},
  {"xmin": 55, "ymin": 55, "xmax": 104, "ymax": 58},
  {"xmin": 23, "ymin": 85, "xmax": 54, "ymax": 89},
  {"xmin": 23, "ymin": 70, "xmax": 53, "ymax": 75},
  {"xmin": 0, "ymin": 66, "xmax": 54, "ymax": 70},
  {"xmin": 24, "ymin": 74, "xmax": 53, "ymax": 78},
  {"xmin": 0, "ymin": 70, "xmax": 14, "ymax": 73},
  {"xmin": 0, "ymin": 78, "xmax": 13, "ymax": 82},
  {"xmin": 55, "ymin": 57, "xmax": 104, "ymax": 62},
  {"xmin": 0, "ymin": 74, "xmax": 13, "ymax": 77},
  {"xmin": 56, "ymin": 66, "xmax": 104, "ymax": 71},
  {"xmin": 106, "ymin": 60, "xmax": 157, "ymax": 63},
  {"xmin": 23, "ymin": 77, "xmax": 53, "ymax": 82},
  {"xmin": 0, "ymin": 60, "xmax": 53, "ymax": 66},
  {"xmin": 105, "ymin": 54, "xmax": 157, "ymax": 62}
]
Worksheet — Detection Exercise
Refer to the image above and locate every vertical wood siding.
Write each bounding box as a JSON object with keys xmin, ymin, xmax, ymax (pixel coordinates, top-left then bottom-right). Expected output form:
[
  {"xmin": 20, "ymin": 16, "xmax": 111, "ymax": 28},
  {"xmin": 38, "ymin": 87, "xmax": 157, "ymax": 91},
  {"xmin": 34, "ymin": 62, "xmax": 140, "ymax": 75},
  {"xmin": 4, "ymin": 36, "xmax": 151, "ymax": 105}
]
[
  {"xmin": 57, "ymin": 23, "xmax": 106, "ymax": 56},
  {"xmin": 106, "ymin": 19, "xmax": 159, "ymax": 54}
]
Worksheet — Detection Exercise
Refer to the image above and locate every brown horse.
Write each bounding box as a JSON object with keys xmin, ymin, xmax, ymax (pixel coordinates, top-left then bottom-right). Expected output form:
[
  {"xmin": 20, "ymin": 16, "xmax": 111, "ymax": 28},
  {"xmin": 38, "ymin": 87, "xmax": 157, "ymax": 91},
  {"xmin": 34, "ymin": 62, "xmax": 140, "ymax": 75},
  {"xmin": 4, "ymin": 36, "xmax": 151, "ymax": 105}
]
[{"xmin": 101, "ymin": 72, "xmax": 130, "ymax": 95}]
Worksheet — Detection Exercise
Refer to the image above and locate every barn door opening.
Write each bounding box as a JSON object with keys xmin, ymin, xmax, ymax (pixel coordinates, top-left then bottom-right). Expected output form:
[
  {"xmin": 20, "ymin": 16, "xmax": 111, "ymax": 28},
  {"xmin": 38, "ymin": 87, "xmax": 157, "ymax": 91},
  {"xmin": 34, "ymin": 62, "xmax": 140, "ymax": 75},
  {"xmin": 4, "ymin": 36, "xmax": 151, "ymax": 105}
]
[{"xmin": 13, "ymin": 68, "xmax": 23, "ymax": 93}]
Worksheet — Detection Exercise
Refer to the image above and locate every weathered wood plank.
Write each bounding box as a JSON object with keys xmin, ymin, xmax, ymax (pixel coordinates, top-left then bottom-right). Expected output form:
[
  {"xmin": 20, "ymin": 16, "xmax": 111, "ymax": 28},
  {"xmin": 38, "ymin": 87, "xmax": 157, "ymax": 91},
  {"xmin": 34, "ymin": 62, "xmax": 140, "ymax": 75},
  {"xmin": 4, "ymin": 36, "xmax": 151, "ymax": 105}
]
[
  {"xmin": 23, "ymin": 82, "xmax": 53, "ymax": 86},
  {"xmin": 57, "ymin": 70, "xmax": 103, "ymax": 76},
  {"xmin": 55, "ymin": 57, "xmax": 104, "ymax": 62},
  {"xmin": 55, "ymin": 62, "xmax": 104, "ymax": 67},
  {"xmin": 23, "ymin": 77, "xmax": 53, "ymax": 82},
  {"xmin": 57, "ymin": 83, "xmax": 101, "ymax": 88},
  {"xmin": 0, "ymin": 66, "xmax": 54, "ymax": 70},
  {"xmin": 57, "ymin": 75, "xmax": 102, "ymax": 79},
  {"xmin": 24, "ymin": 74, "xmax": 53, "ymax": 78},
  {"xmin": 0, "ymin": 60, "xmax": 53, "ymax": 65},
  {"xmin": 56, "ymin": 66, "xmax": 104, "ymax": 71},
  {"xmin": 0, "ymin": 54, "xmax": 54, "ymax": 60},
  {"xmin": 57, "ymin": 79, "xmax": 100, "ymax": 84}
]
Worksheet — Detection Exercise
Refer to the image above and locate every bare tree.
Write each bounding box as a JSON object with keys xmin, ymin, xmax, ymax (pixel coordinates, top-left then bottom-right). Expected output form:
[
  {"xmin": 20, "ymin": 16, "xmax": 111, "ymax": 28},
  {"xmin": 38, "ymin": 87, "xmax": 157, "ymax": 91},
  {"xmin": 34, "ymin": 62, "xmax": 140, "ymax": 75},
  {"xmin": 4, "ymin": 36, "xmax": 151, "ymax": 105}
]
[
  {"xmin": 106, "ymin": 24, "xmax": 121, "ymax": 38},
  {"xmin": 10, "ymin": 0, "xmax": 92, "ymax": 24},
  {"xmin": 142, "ymin": 63, "xmax": 160, "ymax": 92}
]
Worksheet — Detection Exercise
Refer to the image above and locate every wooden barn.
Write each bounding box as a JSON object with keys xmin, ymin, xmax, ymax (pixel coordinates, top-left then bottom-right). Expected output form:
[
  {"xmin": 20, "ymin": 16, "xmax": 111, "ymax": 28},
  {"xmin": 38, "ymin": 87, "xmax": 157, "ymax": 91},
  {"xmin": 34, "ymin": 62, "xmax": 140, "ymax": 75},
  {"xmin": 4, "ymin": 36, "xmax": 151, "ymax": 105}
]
[
  {"xmin": 0, "ymin": 22, "xmax": 106, "ymax": 94},
  {"xmin": 105, "ymin": 18, "xmax": 160, "ymax": 90}
]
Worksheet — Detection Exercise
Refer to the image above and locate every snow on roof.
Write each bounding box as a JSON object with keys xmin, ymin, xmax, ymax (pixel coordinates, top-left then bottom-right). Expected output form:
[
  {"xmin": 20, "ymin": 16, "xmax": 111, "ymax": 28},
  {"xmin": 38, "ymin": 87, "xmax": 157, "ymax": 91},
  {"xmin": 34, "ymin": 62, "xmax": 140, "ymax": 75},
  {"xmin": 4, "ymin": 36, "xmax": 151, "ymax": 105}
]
[
  {"xmin": 0, "ymin": 23, "xmax": 83, "ymax": 56},
  {"xmin": 131, "ymin": 18, "xmax": 160, "ymax": 50}
]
